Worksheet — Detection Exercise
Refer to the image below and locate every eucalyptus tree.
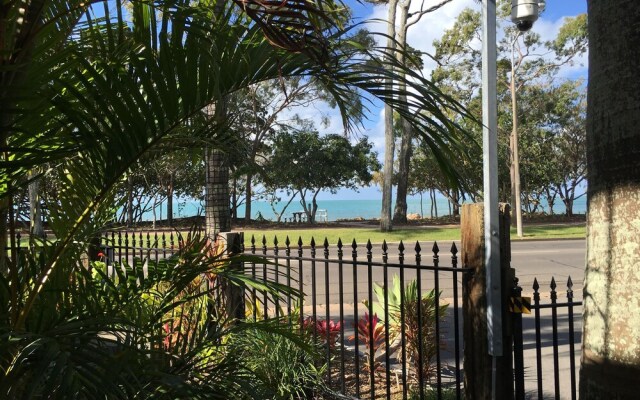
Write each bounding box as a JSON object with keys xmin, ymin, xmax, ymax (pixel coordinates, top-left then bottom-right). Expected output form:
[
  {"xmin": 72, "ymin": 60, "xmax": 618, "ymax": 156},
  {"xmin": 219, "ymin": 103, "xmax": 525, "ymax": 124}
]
[
  {"xmin": 392, "ymin": 0, "xmax": 453, "ymax": 224},
  {"xmin": 431, "ymin": 4, "xmax": 587, "ymax": 223},
  {"xmin": 136, "ymin": 148, "xmax": 205, "ymax": 226},
  {"xmin": 365, "ymin": 0, "xmax": 399, "ymax": 232},
  {"xmin": 497, "ymin": 4, "xmax": 587, "ymax": 235},
  {"xmin": 517, "ymin": 80, "xmax": 586, "ymax": 216},
  {"xmin": 548, "ymin": 83, "xmax": 586, "ymax": 216},
  {"xmin": 368, "ymin": 0, "xmax": 457, "ymax": 230},
  {"xmin": 227, "ymin": 76, "xmax": 360, "ymax": 222}
]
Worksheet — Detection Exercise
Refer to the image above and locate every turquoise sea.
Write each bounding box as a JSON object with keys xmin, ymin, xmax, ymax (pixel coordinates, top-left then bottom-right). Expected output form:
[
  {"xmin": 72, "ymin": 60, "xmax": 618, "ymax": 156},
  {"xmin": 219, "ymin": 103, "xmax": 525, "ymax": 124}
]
[{"xmin": 153, "ymin": 196, "xmax": 587, "ymax": 222}]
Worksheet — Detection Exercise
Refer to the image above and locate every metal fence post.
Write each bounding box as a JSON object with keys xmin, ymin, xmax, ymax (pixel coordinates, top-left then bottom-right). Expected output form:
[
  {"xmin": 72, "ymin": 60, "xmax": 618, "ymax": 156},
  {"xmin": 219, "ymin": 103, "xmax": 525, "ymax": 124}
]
[{"xmin": 512, "ymin": 277, "xmax": 525, "ymax": 400}]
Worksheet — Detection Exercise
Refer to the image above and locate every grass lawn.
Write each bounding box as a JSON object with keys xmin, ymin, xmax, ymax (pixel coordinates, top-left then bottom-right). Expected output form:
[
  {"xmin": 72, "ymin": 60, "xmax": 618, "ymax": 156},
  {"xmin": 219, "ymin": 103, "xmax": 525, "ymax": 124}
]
[
  {"xmin": 240, "ymin": 223, "xmax": 585, "ymax": 246},
  {"xmin": 10, "ymin": 223, "xmax": 584, "ymax": 250}
]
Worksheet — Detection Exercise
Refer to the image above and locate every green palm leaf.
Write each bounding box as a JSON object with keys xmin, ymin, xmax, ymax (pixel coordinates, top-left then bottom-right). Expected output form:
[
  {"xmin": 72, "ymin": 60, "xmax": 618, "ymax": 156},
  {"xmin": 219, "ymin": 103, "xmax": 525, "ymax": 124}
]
[{"xmin": 2, "ymin": 0, "xmax": 476, "ymax": 396}]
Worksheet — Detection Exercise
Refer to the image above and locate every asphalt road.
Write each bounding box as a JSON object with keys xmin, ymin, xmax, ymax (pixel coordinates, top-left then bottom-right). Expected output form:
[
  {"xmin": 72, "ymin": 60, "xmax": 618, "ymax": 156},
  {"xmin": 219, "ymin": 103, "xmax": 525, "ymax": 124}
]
[
  {"xmin": 249, "ymin": 238, "xmax": 587, "ymax": 307},
  {"xmin": 510, "ymin": 239, "xmax": 585, "ymax": 296}
]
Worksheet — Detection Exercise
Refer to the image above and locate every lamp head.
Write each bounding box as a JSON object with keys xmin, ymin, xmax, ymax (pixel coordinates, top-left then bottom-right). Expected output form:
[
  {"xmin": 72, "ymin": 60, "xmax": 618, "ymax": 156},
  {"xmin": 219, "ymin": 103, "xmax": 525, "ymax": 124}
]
[{"xmin": 511, "ymin": 0, "xmax": 543, "ymax": 32}]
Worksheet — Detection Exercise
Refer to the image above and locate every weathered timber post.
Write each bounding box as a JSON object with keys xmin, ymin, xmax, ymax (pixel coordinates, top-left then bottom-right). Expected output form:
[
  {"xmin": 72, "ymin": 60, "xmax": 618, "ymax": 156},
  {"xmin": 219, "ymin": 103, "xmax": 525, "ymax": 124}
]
[
  {"xmin": 462, "ymin": 203, "xmax": 513, "ymax": 399},
  {"xmin": 220, "ymin": 232, "xmax": 245, "ymax": 322}
]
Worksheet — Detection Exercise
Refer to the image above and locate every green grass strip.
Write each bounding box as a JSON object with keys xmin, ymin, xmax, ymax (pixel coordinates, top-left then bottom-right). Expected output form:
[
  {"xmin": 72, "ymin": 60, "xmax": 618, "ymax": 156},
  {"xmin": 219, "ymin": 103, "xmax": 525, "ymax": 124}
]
[{"xmin": 240, "ymin": 224, "xmax": 585, "ymax": 246}]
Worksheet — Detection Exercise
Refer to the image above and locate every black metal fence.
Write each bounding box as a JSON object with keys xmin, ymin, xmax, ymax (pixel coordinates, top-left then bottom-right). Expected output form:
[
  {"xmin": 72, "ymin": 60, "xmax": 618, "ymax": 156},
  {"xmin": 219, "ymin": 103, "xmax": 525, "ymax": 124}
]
[
  {"xmin": 97, "ymin": 230, "xmax": 471, "ymax": 399},
  {"xmin": 100, "ymin": 230, "xmax": 180, "ymax": 268},
  {"xmin": 7, "ymin": 229, "xmax": 587, "ymax": 400},
  {"xmin": 245, "ymin": 234, "xmax": 471, "ymax": 400},
  {"xmin": 512, "ymin": 276, "xmax": 582, "ymax": 400}
]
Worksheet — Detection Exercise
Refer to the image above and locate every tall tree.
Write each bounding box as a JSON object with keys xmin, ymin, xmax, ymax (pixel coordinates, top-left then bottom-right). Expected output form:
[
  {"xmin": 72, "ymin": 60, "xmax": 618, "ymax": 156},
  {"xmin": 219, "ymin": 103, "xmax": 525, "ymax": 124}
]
[
  {"xmin": 393, "ymin": 0, "xmax": 453, "ymax": 224},
  {"xmin": 501, "ymin": 10, "xmax": 587, "ymax": 235},
  {"xmin": 28, "ymin": 175, "xmax": 45, "ymax": 238},
  {"xmin": 229, "ymin": 78, "xmax": 338, "ymax": 222},
  {"xmin": 379, "ymin": 0, "xmax": 399, "ymax": 232},
  {"xmin": 580, "ymin": 1, "xmax": 640, "ymax": 398}
]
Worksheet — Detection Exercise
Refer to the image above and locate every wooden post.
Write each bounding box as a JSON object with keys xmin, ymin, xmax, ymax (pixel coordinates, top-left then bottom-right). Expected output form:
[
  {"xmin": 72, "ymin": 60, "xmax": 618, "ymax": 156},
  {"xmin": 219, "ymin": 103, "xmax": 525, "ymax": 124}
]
[
  {"xmin": 221, "ymin": 232, "xmax": 245, "ymax": 322},
  {"xmin": 462, "ymin": 203, "xmax": 513, "ymax": 399}
]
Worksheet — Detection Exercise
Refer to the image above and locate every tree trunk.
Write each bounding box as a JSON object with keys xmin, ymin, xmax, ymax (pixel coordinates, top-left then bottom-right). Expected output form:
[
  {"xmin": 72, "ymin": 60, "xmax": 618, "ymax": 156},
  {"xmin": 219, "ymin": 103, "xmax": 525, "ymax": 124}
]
[
  {"xmin": 430, "ymin": 189, "xmax": 435, "ymax": 218},
  {"xmin": 510, "ymin": 132, "xmax": 517, "ymax": 226},
  {"xmin": 581, "ymin": 2, "xmax": 640, "ymax": 398},
  {"xmin": 166, "ymin": 173, "xmax": 174, "ymax": 227},
  {"xmin": 510, "ymin": 41, "xmax": 523, "ymax": 237},
  {"xmin": 434, "ymin": 189, "xmax": 438, "ymax": 218},
  {"xmin": 127, "ymin": 174, "xmax": 134, "ymax": 226},
  {"xmin": 28, "ymin": 175, "xmax": 44, "ymax": 238},
  {"xmin": 205, "ymin": 147, "xmax": 230, "ymax": 237},
  {"xmin": 393, "ymin": 118, "xmax": 413, "ymax": 224},
  {"xmin": 152, "ymin": 196, "xmax": 157, "ymax": 230},
  {"xmin": 392, "ymin": 0, "xmax": 413, "ymax": 225},
  {"xmin": 311, "ymin": 196, "xmax": 318, "ymax": 224},
  {"xmin": 545, "ymin": 188, "xmax": 556, "ymax": 215},
  {"xmin": 245, "ymin": 173, "xmax": 253, "ymax": 221},
  {"xmin": 380, "ymin": 0, "xmax": 399, "ymax": 232},
  {"xmin": 452, "ymin": 190, "xmax": 460, "ymax": 217},
  {"xmin": 564, "ymin": 197, "xmax": 574, "ymax": 217},
  {"xmin": 231, "ymin": 174, "xmax": 237, "ymax": 223}
]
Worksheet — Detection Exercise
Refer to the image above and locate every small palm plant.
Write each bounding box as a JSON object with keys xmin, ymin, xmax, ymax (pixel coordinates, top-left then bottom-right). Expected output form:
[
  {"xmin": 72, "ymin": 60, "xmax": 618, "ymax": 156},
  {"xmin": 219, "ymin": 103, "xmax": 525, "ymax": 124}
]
[{"xmin": 368, "ymin": 275, "xmax": 449, "ymax": 384}]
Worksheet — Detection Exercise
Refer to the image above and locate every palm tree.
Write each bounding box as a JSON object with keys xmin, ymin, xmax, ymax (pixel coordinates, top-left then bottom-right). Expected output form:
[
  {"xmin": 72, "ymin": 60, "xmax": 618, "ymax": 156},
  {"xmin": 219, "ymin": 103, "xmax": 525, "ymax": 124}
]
[
  {"xmin": 1, "ymin": 0, "xmax": 473, "ymax": 395},
  {"xmin": 580, "ymin": 1, "xmax": 640, "ymax": 398}
]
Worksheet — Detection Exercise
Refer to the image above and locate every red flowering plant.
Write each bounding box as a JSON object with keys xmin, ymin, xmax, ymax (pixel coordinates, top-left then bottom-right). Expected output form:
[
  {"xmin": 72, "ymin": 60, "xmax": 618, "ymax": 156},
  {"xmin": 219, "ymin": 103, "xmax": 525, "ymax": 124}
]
[
  {"xmin": 315, "ymin": 319, "xmax": 342, "ymax": 350},
  {"xmin": 302, "ymin": 316, "xmax": 342, "ymax": 350},
  {"xmin": 89, "ymin": 251, "xmax": 107, "ymax": 280},
  {"xmin": 349, "ymin": 312, "xmax": 386, "ymax": 381}
]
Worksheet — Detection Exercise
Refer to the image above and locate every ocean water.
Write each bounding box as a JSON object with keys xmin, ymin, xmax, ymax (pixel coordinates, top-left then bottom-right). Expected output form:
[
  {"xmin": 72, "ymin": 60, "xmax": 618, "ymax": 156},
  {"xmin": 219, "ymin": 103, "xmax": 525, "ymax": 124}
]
[{"xmin": 148, "ymin": 196, "xmax": 587, "ymax": 222}]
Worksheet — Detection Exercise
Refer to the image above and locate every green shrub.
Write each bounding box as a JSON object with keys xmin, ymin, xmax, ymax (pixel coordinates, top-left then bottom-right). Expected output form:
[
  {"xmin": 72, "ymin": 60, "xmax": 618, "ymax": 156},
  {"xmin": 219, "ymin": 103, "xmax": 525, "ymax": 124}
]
[
  {"xmin": 405, "ymin": 387, "xmax": 458, "ymax": 400},
  {"xmin": 230, "ymin": 327, "xmax": 329, "ymax": 400}
]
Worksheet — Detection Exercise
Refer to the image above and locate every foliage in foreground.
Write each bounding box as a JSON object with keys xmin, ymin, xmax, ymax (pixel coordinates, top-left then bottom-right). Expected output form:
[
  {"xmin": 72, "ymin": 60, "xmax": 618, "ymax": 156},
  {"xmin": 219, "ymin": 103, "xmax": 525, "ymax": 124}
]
[
  {"xmin": 1, "ymin": 0, "xmax": 475, "ymax": 397},
  {"xmin": 0, "ymin": 231, "xmax": 308, "ymax": 399}
]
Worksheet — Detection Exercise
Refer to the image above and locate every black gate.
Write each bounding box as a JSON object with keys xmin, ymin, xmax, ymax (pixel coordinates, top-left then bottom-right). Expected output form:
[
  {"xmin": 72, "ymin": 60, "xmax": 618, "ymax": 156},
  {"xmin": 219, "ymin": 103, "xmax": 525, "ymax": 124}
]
[{"xmin": 512, "ymin": 276, "xmax": 582, "ymax": 400}]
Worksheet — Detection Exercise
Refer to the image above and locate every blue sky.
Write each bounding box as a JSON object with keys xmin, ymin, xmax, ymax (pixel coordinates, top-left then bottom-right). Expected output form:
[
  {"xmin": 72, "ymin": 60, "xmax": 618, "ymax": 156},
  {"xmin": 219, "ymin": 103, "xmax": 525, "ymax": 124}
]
[
  {"xmin": 544, "ymin": 1, "xmax": 586, "ymax": 20},
  {"xmin": 316, "ymin": 0, "xmax": 588, "ymax": 201}
]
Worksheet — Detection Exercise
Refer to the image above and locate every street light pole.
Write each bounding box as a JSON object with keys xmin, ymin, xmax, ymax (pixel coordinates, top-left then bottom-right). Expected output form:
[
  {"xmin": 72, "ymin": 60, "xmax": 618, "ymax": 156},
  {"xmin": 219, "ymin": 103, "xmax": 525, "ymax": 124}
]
[
  {"xmin": 481, "ymin": 0, "xmax": 502, "ymax": 358},
  {"xmin": 481, "ymin": 1, "xmax": 543, "ymax": 397},
  {"xmin": 481, "ymin": 1, "xmax": 502, "ymax": 396}
]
